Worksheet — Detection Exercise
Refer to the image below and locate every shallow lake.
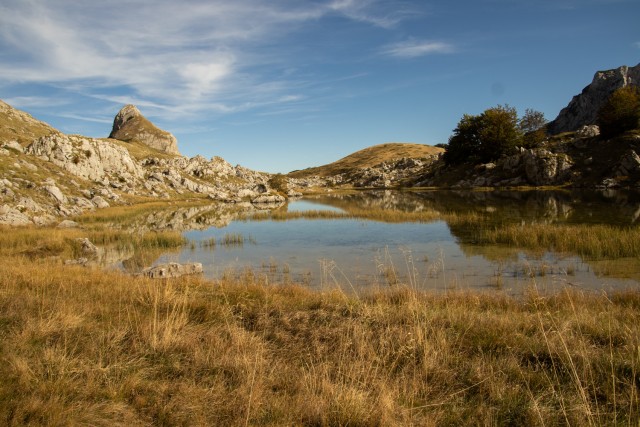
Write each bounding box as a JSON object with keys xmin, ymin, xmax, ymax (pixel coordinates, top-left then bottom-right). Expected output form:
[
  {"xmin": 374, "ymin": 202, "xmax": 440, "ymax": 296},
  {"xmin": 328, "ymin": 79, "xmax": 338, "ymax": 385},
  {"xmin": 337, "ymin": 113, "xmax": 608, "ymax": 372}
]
[{"xmin": 143, "ymin": 189, "xmax": 640, "ymax": 294}]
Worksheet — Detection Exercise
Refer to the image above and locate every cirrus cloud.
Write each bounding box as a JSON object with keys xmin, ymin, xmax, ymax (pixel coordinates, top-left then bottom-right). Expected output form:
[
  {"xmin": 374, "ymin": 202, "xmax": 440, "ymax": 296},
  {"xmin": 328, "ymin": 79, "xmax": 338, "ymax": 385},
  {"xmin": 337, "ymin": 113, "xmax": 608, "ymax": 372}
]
[{"xmin": 381, "ymin": 39, "xmax": 455, "ymax": 58}]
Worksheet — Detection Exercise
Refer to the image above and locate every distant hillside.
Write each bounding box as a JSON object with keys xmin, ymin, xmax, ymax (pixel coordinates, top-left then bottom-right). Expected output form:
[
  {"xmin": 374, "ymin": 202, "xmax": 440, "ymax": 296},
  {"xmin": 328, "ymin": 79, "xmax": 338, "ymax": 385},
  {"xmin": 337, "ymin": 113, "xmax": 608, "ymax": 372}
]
[
  {"xmin": 0, "ymin": 100, "xmax": 57, "ymax": 146},
  {"xmin": 288, "ymin": 143, "xmax": 444, "ymax": 178}
]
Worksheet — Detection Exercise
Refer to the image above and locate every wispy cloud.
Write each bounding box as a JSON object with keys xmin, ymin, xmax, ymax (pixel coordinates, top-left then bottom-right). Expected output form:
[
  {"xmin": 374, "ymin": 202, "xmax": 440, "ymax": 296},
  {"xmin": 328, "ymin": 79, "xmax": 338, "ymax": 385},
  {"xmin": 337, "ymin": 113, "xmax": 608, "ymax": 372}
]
[
  {"xmin": 3, "ymin": 96, "xmax": 70, "ymax": 108},
  {"xmin": 0, "ymin": 0, "xmax": 407, "ymax": 119},
  {"xmin": 381, "ymin": 39, "xmax": 455, "ymax": 58},
  {"xmin": 635, "ymin": 41, "xmax": 640, "ymax": 49}
]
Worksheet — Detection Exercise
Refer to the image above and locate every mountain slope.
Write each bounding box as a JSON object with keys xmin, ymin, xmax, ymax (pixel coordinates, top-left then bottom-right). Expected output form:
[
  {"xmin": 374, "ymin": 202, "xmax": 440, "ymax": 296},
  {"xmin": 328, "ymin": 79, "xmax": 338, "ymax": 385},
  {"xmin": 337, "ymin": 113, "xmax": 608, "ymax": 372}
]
[
  {"xmin": 288, "ymin": 143, "xmax": 444, "ymax": 178},
  {"xmin": 0, "ymin": 100, "xmax": 57, "ymax": 146}
]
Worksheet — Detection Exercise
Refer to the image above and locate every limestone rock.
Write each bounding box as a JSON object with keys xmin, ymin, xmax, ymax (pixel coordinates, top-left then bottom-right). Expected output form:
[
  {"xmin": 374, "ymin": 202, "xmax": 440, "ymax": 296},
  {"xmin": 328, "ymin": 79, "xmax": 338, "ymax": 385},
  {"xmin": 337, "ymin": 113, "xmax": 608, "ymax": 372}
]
[
  {"xmin": 0, "ymin": 205, "xmax": 32, "ymax": 226},
  {"xmin": 109, "ymin": 105, "xmax": 180, "ymax": 155},
  {"xmin": 523, "ymin": 149, "xmax": 573, "ymax": 186},
  {"xmin": 26, "ymin": 133, "xmax": 144, "ymax": 182},
  {"xmin": 75, "ymin": 237, "xmax": 100, "ymax": 257},
  {"xmin": 2, "ymin": 140, "xmax": 24, "ymax": 153},
  {"xmin": 576, "ymin": 125, "xmax": 600, "ymax": 138},
  {"xmin": 91, "ymin": 196, "xmax": 110, "ymax": 209},
  {"xmin": 44, "ymin": 184, "xmax": 67, "ymax": 204},
  {"xmin": 142, "ymin": 262, "xmax": 203, "ymax": 279},
  {"xmin": 548, "ymin": 64, "xmax": 640, "ymax": 134}
]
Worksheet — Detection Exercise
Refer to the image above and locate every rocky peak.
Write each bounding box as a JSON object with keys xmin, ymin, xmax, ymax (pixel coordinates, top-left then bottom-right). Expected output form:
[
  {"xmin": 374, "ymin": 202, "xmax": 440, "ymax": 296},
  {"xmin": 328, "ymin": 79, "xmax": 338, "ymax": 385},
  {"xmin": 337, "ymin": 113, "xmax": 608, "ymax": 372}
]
[
  {"xmin": 548, "ymin": 63, "xmax": 640, "ymax": 134},
  {"xmin": 108, "ymin": 104, "xmax": 180, "ymax": 155}
]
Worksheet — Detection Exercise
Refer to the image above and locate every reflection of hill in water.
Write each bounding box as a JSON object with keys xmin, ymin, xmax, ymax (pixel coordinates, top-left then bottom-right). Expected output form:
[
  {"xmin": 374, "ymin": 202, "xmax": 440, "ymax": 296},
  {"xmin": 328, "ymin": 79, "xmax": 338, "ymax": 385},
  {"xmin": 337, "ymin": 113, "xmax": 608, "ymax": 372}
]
[
  {"xmin": 307, "ymin": 189, "xmax": 640, "ymax": 225},
  {"xmin": 308, "ymin": 190, "xmax": 640, "ymax": 280}
]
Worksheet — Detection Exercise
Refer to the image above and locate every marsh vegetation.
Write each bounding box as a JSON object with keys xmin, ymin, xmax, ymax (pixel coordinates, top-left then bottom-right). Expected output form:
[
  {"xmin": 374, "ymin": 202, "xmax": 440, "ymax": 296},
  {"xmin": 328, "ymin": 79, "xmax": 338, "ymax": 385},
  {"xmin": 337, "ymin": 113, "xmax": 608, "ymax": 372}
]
[
  {"xmin": 1, "ymin": 189, "xmax": 639, "ymax": 425},
  {"xmin": 0, "ymin": 254, "xmax": 638, "ymax": 425}
]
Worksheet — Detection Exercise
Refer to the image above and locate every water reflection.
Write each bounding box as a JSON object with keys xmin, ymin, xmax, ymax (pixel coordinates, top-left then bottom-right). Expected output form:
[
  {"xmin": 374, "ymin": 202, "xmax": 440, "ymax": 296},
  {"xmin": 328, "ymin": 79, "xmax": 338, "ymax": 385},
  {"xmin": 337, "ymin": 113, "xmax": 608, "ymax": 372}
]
[{"xmin": 122, "ymin": 189, "xmax": 639, "ymax": 293}]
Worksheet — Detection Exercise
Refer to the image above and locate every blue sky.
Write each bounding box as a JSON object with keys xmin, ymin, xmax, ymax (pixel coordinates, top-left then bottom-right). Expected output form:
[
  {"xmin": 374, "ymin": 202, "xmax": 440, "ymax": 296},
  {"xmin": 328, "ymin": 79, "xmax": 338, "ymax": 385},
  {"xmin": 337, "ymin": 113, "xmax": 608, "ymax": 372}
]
[{"xmin": 1, "ymin": 0, "xmax": 639, "ymax": 173}]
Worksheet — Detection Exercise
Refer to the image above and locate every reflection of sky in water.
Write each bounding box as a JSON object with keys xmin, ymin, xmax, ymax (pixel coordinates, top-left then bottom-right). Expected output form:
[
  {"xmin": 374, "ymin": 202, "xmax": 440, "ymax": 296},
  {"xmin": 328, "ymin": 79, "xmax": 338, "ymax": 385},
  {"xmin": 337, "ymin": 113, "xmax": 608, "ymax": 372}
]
[{"xmin": 154, "ymin": 198, "xmax": 640, "ymax": 293}]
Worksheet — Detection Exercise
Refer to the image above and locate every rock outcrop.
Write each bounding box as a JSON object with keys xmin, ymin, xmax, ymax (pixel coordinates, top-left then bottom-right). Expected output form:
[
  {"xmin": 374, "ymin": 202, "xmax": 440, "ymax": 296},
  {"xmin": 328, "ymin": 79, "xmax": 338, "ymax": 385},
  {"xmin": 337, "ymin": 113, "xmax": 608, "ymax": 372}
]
[
  {"xmin": 548, "ymin": 63, "xmax": 640, "ymax": 134},
  {"xmin": 142, "ymin": 262, "xmax": 203, "ymax": 279},
  {"xmin": 109, "ymin": 105, "xmax": 180, "ymax": 155}
]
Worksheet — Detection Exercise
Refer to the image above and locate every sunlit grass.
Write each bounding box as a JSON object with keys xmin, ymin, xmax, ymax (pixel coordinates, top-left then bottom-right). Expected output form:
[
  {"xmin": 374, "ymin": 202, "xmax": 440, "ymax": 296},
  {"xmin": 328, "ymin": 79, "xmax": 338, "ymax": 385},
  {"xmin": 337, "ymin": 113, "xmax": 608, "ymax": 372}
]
[
  {"xmin": 478, "ymin": 223, "xmax": 640, "ymax": 259},
  {"xmin": 0, "ymin": 255, "xmax": 638, "ymax": 426}
]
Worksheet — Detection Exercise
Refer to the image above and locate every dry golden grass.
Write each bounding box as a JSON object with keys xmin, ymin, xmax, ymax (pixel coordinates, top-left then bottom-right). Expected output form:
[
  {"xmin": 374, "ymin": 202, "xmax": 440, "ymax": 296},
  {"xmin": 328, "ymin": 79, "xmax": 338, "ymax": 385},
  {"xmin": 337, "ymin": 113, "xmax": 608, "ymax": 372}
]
[
  {"xmin": 288, "ymin": 143, "xmax": 443, "ymax": 178},
  {"xmin": 0, "ymin": 100, "xmax": 56, "ymax": 146},
  {"xmin": 0, "ymin": 249, "xmax": 638, "ymax": 426},
  {"xmin": 477, "ymin": 222, "xmax": 640, "ymax": 259}
]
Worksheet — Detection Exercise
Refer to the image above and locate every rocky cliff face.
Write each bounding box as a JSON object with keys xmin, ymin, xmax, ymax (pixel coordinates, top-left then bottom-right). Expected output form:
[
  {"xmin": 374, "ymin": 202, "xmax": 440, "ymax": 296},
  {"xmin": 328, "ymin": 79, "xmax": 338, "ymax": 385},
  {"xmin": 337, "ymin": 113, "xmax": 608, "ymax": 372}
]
[
  {"xmin": 0, "ymin": 100, "xmax": 293, "ymax": 226},
  {"xmin": 109, "ymin": 105, "xmax": 180, "ymax": 155},
  {"xmin": 548, "ymin": 63, "xmax": 640, "ymax": 134}
]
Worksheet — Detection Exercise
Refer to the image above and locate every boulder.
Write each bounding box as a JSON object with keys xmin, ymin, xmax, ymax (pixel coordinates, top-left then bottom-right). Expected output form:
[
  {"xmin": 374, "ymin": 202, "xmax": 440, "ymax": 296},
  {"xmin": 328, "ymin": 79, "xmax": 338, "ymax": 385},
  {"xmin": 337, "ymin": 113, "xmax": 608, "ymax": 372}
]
[
  {"xmin": 523, "ymin": 149, "xmax": 573, "ymax": 186},
  {"xmin": 2, "ymin": 140, "xmax": 24, "ymax": 153},
  {"xmin": 43, "ymin": 184, "xmax": 67, "ymax": 204},
  {"xmin": 0, "ymin": 205, "xmax": 32, "ymax": 226},
  {"xmin": 576, "ymin": 125, "xmax": 600, "ymax": 138},
  {"xmin": 75, "ymin": 237, "xmax": 100, "ymax": 257},
  {"xmin": 616, "ymin": 149, "xmax": 640, "ymax": 176},
  {"xmin": 91, "ymin": 196, "xmax": 110, "ymax": 209},
  {"xmin": 109, "ymin": 105, "xmax": 180, "ymax": 155},
  {"xmin": 141, "ymin": 262, "xmax": 203, "ymax": 279}
]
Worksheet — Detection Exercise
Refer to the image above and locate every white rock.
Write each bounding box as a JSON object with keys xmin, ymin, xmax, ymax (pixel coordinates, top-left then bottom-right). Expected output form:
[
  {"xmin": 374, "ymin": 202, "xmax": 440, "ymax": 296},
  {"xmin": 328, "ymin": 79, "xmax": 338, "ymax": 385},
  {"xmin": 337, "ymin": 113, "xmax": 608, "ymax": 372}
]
[
  {"xmin": 44, "ymin": 184, "xmax": 67, "ymax": 204},
  {"xmin": 142, "ymin": 262, "xmax": 203, "ymax": 279},
  {"xmin": 91, "ymin": 195, "xmax": 110, "ymax": 209}
]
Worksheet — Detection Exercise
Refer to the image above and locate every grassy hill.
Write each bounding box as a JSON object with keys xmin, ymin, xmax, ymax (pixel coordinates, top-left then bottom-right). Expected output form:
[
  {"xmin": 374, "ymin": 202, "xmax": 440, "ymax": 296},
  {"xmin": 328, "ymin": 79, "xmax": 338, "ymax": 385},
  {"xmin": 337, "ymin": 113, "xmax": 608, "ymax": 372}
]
[
  {"xmin": 0, "ymin": 100, "xmax": 57, "ymax": 146},
  {"xmin": 288, "ymin": 142, "xmax": 444, "ymax": 178}
]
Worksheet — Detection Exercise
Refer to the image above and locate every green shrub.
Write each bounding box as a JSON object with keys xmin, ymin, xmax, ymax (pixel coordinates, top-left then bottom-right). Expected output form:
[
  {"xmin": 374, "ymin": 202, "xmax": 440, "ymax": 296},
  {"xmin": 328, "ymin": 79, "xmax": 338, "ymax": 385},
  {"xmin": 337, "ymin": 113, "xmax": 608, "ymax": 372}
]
[
  {"xmin": 444, "ymin": 105, "xmax": 523, "ymax": 165},
  {"xmin": 268, "ymin": 173, "xmax": 289, "ymax": 195}
]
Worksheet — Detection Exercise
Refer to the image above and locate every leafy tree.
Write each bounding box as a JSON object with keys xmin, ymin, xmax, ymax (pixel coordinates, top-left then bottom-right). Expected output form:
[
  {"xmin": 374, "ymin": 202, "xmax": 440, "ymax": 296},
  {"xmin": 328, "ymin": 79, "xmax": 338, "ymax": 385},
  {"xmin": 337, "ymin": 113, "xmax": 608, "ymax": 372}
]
[
  {"xmin": 443, "ymin": 114, "xmax": 482, "ymax": 165},
  {"xmin": 519, "ymin": 108, "xmax": 547, "ymax": 148},
  {"xmin": 597, "ymin": 86, "xmax": 640, "ymax": 138},
  {"xmin": 444, "ymin": 105, "xmax": 522, "ymax": 165}
]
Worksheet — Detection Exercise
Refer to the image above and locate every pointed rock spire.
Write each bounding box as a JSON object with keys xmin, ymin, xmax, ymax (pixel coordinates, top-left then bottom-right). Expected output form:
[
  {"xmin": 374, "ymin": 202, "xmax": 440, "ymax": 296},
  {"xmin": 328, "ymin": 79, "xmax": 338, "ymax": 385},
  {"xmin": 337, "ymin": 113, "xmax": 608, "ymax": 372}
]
[{"xmin": 109, "ymin": 104, "xmax": 180, "ymax": 155}]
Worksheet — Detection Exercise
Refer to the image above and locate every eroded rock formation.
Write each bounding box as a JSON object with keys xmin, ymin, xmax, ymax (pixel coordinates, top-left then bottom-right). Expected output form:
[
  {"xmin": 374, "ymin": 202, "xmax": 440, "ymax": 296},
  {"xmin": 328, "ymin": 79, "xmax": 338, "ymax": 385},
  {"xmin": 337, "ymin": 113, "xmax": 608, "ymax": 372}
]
[{"xmin": 109, "ymin": 104, "xmax": 180, "ymax": 155}]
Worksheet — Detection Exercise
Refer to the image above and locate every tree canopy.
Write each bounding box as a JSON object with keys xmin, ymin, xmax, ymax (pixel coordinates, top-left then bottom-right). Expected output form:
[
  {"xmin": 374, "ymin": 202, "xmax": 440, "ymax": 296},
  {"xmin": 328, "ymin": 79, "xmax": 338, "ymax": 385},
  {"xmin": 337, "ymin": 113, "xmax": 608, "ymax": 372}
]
[
  {"xmin": 444, "ymin": 105, "xmax": 523, "ymax": 165},
  {"xmin": 597, "ymin": 86, "xmax": 640, "ymax": 138}
]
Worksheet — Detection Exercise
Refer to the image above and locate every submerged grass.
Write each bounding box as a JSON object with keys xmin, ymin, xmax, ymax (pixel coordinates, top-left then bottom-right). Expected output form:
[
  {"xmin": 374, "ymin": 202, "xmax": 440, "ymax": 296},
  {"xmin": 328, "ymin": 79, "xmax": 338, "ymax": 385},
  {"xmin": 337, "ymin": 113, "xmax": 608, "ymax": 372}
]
[{"xmin": 0, "ymin": 247, "xmax": 638, "ymax": 426}]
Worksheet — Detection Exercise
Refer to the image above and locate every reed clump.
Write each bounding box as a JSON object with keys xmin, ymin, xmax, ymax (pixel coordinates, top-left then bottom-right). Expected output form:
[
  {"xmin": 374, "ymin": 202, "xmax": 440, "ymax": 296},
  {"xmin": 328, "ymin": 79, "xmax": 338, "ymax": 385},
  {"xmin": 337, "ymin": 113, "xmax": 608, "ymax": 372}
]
[
  {"xmin": 0, "ymin": 252, "xmax": 638, "ymax": 426},
  {"xmin": 479, "ymin": 223, "xmax": 640, "ymax": 259}
]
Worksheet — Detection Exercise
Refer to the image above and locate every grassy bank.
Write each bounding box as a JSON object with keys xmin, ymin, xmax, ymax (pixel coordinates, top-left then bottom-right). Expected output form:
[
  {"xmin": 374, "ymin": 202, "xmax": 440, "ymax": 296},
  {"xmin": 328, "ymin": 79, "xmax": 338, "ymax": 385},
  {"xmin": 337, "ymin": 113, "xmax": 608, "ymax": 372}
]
[
  {"xmin": 0, "ymin": 255, "xmax": 638, "ymax": 426},
  {"xmin": 476, "ymin": 223, "xmax": 640, "ymax": 259}
]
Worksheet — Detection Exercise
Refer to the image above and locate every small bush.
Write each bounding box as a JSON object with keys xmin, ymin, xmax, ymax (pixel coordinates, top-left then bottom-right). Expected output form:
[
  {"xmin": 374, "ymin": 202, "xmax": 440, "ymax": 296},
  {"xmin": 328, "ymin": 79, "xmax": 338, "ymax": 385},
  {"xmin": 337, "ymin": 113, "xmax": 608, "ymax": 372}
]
[{"xmin": 268, "ymin": 173, "xmax": 289, "ymax": 195}]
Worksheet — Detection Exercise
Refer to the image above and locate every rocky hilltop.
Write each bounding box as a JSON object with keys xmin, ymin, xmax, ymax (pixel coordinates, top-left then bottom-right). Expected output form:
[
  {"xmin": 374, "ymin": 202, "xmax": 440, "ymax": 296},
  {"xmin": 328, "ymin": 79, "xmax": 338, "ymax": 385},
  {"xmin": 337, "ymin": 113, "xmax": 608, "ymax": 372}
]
[
  {"xmin": 548, "ymin": 63, "xmax": 640, "ymax": 134},
  {"xmin": 288, "ymin": 143, "xmax": 444, "ymax": 188},
  {"xmin": 109, "ymin": 104, "xmax": 180, "ymax": 155},
  {"xmin": 0, "ymin": 101, "xmax": 294, "ymax": 226}
]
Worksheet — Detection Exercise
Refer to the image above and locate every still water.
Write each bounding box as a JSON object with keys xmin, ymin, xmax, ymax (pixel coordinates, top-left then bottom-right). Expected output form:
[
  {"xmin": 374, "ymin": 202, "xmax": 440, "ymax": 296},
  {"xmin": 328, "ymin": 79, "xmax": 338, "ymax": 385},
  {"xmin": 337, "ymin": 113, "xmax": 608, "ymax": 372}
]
[{"xmin": 149, "ymin": 190, "xmax": 640, "ymax": 293}]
